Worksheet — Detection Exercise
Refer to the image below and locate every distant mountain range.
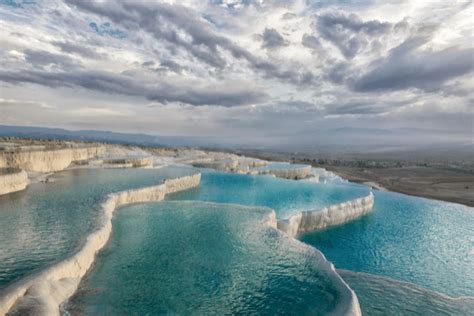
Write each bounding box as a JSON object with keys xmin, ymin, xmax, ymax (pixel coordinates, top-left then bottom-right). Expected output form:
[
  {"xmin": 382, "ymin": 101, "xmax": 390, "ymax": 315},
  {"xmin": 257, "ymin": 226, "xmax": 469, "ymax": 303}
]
[
  {"xmin": 0, "ymin": 125, "xmax": 198, "ymax": 147},
  {"xmin": 0, "ymin": 125, "xmax": 471, "ymax": 154}
]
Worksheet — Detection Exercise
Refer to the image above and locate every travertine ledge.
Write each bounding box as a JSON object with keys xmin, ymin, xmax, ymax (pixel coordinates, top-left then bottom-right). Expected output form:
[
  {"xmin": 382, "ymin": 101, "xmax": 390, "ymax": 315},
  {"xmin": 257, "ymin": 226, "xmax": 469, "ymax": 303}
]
[
  {"xmin": 0, "ymin": 173, "xmax": 201, "ymax": 316},
  {"xmin": 0, "ymin": 146, "xmax": 105, "ymax": 172},
  {"xmin": 278, "ymin": 192, "xmax": 374, "ymax": 237},
  {"xmin": 0, "ymin": 168, "xmax": 28, "ymax": 195},
  {"xmin": 255, "ymin": 165, "xmax": 312, "ymax": 180},
  {"xmin": 102, "ymin": 156, "xmax": 154, "ymax": 168}
]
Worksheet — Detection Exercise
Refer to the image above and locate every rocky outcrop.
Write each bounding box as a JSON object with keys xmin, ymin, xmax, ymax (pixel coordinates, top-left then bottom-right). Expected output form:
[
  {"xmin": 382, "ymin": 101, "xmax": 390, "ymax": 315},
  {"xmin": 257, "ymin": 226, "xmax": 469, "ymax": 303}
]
[
  {"xmin": 278, "ymin": 192, "xmax": 374, "ymax": 237},
  {"xmin": 0, "ymin": 146, "xmax": 105, "ymax": 172},
  {"xmin": 0, "ymin": 168, "xmax": 28, "ymax": 195},
  {"xmin": 0, "ymin": 173, "xmax": 201, "ymax": 316}
]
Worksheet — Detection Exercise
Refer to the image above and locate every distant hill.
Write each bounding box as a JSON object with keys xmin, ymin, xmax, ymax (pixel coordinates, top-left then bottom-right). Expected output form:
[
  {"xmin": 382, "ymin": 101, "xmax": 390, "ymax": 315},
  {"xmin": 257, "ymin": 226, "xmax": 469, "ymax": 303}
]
[
  {"xmin": 0, "ymin": 125, "xmax": 199, "ymax": 147},
  {"xmin": 0, "ymin": 125, "xmax": 471, "ymax": 157}
]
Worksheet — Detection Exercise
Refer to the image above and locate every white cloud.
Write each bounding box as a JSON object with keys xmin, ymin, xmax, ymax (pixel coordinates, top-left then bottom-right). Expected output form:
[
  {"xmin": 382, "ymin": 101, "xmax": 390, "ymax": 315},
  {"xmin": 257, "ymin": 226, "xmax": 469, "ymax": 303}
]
[{"xmin": 0, "ymin": 0, "xmax": 472, "ymax": 146}]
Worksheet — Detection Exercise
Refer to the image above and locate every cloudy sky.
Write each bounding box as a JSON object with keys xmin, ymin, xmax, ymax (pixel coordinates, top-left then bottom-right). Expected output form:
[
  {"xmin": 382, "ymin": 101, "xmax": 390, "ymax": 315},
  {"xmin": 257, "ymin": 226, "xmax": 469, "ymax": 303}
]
[{"xmin": 0, "ymin": 0, "xmax": 472, "ymax": 147}]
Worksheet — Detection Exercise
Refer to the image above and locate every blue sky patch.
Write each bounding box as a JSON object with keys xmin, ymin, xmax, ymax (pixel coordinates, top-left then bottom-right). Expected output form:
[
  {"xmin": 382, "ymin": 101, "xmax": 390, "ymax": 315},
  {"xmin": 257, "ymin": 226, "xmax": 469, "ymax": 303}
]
[
  {"xmin": 0, "ymin": 0, "xmax": 35, "ymax": 8},
  {"xmin": 89, "ymin": 21, "xmax": 127, "ymax": 39}
]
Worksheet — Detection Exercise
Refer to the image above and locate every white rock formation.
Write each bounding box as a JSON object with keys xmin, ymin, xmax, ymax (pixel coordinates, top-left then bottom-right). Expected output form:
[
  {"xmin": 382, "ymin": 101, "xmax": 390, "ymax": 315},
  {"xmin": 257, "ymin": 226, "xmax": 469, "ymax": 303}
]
[
  {"xmin": 311, "ymin": 168, "xmax": 345, "ymax": 183},
  {"xmin": 0, "ymin": 146, "xmax": 105, "ymax": 172},
  {"xmin": 0, "ymin": 168, "xmax": 28, "ymax": 195},
  {"xmin": 300, "ymin": 174, "xmax": 320, "ymax": 183},
  {"xmin": 102, "ymin": 156, "xmax": 154, "ymax": 168},
  {"xmin": 257, "ymin": 165, "xmax": 312, "ymax": 180},
  {"xmin": 192, "ymin": 158, "xmax": 239, "ymax": 171},
  {"xmin": 278, "ymin": 192, "xmax": 374, "ymax": 237},
  {"xmin": 0, "ymin": 173, "xmax": 201, "ymax": 316}
]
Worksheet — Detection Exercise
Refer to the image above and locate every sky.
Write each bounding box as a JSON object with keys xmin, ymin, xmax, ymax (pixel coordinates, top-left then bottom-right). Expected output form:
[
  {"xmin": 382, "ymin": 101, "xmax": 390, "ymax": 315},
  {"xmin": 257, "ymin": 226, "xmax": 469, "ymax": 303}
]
[{"xmin": 0, "ymin": 0, "xmax": 472, "ymax": 149}]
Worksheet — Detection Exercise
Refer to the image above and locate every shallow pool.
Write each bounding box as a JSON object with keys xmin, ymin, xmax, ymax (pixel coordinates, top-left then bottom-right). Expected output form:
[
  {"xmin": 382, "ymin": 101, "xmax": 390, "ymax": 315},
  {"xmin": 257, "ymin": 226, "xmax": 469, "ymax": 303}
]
[
  {"xmin": 0, "ymin": 166, "xmax": 193, "ymax": 288},
  {"xmin": 170, "ymin": 170, "xmax": 370, "ymax": 218},
  {"xmin": 67, "ymin": 201, "xmax": 350, "ymax": 315},
  {"xmin": 301, "ymin": 188, "xmax": 474, "ymax": 297},
  {"xmin": 339, "ymin": 270, "xmax": 474, "ymax": 315}
]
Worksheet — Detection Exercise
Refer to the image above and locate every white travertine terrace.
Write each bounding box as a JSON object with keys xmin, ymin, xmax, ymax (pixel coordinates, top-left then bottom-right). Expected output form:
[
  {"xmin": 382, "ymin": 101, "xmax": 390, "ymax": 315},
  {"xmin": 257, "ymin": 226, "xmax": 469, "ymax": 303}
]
[
  {"xmin": 189, "ymin": 155, "xmax": 268, "ymax": 173},
  {"xmin": 102, "ymin": 156, "xmax": 154, "ymax": 168},
  {"xmin": 0, "ymin": 168, "xmax": 28, "ymax": 195},
  {"xmin": 0, "ymin": 167, "xmax": 364, "ymax": 316},
  {"xmin": 186, "ymin": 154, "xmax": 312, "ymax": 180},
  {"xmin": 191, "ymin": 158, "xmax": 239, "ymax": 171},
  {"xmin": 0, "ymin": 173, "xmax": 201, "ymax": 316},
  {"xmin": 0, "ymin": 144, "xmax": 368, "ymax": 315},
  {"xmin": 0, "ymin": 146, "xmax": 105, "ymax": 172},
  {"xmin": 255, "ymin": 164, "xmax": 313, "ymax": 180},
  {"xmin": 277, "ymin": 192, "xmax": 374, "ymax": 237},
  {"xmin": 301, "ymin": 174, "xmax": 320, "ymax": 183},
  {"xmin": 175, "ymin": 150, "xmax": 268, "ymax": 174}
]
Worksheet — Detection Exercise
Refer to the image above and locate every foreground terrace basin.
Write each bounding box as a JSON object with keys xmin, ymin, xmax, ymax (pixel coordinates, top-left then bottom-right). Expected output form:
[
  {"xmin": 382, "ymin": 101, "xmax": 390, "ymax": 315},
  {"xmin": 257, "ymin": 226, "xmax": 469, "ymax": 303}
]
[
  {"xmin": 0, "ymin": 159, "xmax": 472, "ymax": 315},
  {"xmin": 0, "ymin": 166, "xmax": 194, "ymax": 287},
  {"xmin": 67, "ymin": 201, "xmax": 356, "ymax": 315}
]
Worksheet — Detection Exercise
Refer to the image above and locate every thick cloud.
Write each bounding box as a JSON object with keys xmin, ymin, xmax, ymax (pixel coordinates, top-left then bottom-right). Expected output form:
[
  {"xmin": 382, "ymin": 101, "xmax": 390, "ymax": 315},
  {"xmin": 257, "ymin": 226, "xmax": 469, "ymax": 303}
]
[
  {"xmin": 322, "ymin": 97, "xmax": 414, "ymax": 115},
  {"xmin": 23, "ymin": 49, "xmax": 81, "ymax": 70},
  {"xmin": 261, "ymin": 28, "xmax": 288, "ymax": 49},
  {"xmin": 52, "ymin": 41, "xmax": 102, "ymax": 59},
  {"xmin": 351, "ymin": 36, "xmax": 474, "ymax": 92},
  {"xmin": 64, "ymin": 0, "xmax": 316, "ymax": 86},
  {"xmin": 315, "ymin": 11, "xmax": 391, "ymax": 59},
  {"xmin": 0, "ymin": 69, "xmax": 268, "ymax": 107},
  {"xmin": 142, "ymin": 60, "xmax": 186, "ymax": 74},
  {"xmin": 302, "ymin": 34, "xmax": 323, "ymax": 53},
  {"xmin": 0, "ymin": 0, "xmax": 472, "ymax": 141}
]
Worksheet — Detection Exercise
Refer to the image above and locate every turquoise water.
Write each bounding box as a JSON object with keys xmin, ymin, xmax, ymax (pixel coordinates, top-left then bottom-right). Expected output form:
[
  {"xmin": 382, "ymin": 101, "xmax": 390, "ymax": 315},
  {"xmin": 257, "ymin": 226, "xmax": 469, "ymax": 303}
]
[
  {"xmin": 0, "ymin": 166, "xmax": 194, "ymax": 288},
  {"xmin": 170, "ymin": 170, "xmax": 370, "ymax": 218},
  {"xmin": 301, "ymin": 188, "xmax": 474, "ymax": 297},
  {"xmin": 67, "ymin": 201, "xmax": 346, "ymax": 315},
  {"xmin": 339, "ymin": 270, "xmax": 474, "ymax": 315},
  {"xmin": 2, "ymin": 164, "xmax": 473, "ymax": 314}
]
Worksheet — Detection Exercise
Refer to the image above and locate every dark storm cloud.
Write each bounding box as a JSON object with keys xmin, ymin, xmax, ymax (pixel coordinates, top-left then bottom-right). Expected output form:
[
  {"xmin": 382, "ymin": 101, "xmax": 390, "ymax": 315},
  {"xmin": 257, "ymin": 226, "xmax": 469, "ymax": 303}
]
[
  {"xmin": 261, "ymin": 28, "xmax": 288, "ymax": 49},
  {"xmin": 0, "ymin": 69, "xmax": 268, "ymax": 107},
  {"xmin": 351, "ymin": 36, "xmax": 474, "ymax": 92},
  {"xmin": 315, "ymin": 11, "xmax": 391, "ymax": 59},
  {"xmin": 64, "ymin": 0, "xmax": 317, "ymax": 86}
]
